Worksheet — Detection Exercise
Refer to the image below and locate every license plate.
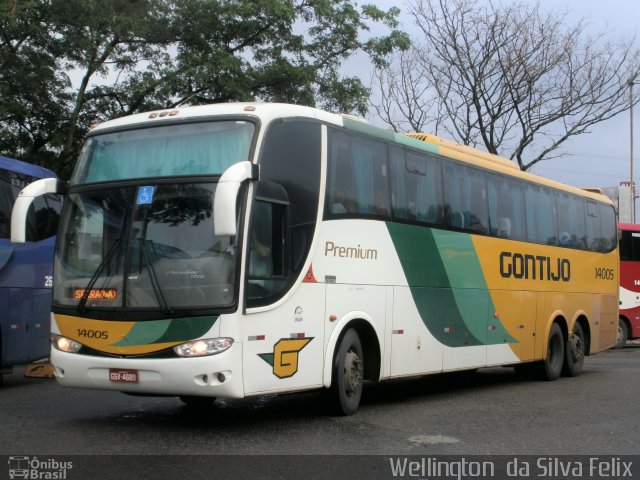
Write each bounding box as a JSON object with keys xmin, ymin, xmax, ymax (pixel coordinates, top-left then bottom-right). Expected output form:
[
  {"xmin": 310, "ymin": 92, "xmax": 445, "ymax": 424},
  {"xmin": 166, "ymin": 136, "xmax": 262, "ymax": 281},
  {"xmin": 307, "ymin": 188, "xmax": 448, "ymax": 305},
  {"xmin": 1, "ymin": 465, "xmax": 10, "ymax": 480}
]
[{"xmin": 109, "ymin": 368, "xmax": 139, "ymax": 383}]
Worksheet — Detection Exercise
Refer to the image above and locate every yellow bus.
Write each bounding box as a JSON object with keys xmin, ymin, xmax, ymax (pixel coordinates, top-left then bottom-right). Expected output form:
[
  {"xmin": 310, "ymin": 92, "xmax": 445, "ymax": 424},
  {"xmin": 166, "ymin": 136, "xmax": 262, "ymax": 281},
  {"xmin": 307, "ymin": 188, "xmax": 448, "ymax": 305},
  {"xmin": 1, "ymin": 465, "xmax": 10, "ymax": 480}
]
[{"xmin": 11, "ymin": 103, "xmax": 618, "ymax": 415}]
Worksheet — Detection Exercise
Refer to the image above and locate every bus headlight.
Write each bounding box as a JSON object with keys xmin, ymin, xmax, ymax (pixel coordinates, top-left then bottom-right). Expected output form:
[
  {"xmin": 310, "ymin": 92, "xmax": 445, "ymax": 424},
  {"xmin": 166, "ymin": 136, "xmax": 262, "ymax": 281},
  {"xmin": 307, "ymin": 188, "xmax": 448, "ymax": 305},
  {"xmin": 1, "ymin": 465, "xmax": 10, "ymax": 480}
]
[
  {"xmin": 173, "ymin": 338, "xmax": 233, "ymax": 358},
  {"xmin": 51, "ymin": 334, "xmax": 82, "ymax": 353}
]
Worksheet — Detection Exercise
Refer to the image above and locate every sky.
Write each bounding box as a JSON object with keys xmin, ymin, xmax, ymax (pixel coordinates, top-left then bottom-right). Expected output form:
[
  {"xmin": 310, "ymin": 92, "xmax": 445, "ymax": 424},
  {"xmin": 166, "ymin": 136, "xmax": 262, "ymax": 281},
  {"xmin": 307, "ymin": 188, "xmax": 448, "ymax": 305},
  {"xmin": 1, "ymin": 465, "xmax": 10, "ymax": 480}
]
[
  {"xmin": 67, "ymin": 0, "xmax": 639, "ymax": 213},
  {"xmin": 361, "ymin": 0, "xmax": 640, "ymax": 214}
]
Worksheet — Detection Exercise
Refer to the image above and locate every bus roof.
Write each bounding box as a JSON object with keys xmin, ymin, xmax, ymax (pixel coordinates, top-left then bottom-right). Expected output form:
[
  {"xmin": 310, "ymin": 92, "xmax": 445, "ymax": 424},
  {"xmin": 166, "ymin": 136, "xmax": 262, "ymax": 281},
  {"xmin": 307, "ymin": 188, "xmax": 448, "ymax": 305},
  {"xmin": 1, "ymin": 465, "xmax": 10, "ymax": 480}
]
[
  {"xmin": 90, "ymin": 102, "xmax": 612, "ymax": 205},
  {"xmin": 619, "ymin": 223, "xmax": 640, "ymax": 231},
  {"xmin": 0, "ymin": 155, "xmax": 57, "ymax": 179}
]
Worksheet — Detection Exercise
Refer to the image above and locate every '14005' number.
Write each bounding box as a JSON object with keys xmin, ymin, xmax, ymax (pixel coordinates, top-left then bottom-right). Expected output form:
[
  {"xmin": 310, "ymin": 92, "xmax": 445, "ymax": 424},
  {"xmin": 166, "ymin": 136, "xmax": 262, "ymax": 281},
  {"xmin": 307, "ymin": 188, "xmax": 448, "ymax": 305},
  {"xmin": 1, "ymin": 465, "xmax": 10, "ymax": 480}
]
[{"xmin": 77, "ymin": 329, "xmax": 108, "ymax": 339}]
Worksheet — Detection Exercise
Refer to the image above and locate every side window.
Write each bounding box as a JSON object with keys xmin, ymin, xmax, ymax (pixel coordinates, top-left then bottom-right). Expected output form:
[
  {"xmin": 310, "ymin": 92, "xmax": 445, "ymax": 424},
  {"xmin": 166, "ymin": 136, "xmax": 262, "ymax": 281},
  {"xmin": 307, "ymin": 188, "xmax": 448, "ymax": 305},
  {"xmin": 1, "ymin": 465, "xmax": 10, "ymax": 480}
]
[
  {"xmin": 620, "ymin": 230, "xmax": 640, "ymax": 261},
  {"xmin": 619, "ymin": 230, "xmax": 632, "ymax": 261},
  {"xmin": 443, "ymin": 162, "xmax": 489, "ymax": 234},
  {"xmin": 327, "ymin": 130, "xmax": 390, "ymax": 217},
  {"xmin": 389, "ymin": 146, "xmax": 406, "ymax": 218},
  {"xmin": 0, "ymin": 169, "xmax": 38, "ymax": 239},
  {"xmin": 487, "ymin": 174, "xmax": 526, "ymax": 240},
  {"xmin": 525, "ymin": 185, "xmax": 557, "ymax": 245},
  {"xmin": 390, "ymin": 150, "xmax": 442, "ymax": 224},
  {"xmin": 246, "ymin": 199, "xmax": 287, "ymax": 302},
  {"xmin": 598, "ymin": 203, "xmax": 616, "ymax": 253},
  {"xmin": 585, "ymin": 200, "xmax": 603, "ymax": 252},
  {"xmin": 249, "ymin": 120, "xmax": 321, "ymax": 308},
  {"xmin": 0, "ymin": 174, "xmax": 13, "ymax": 239},
  {"xmin": 556, "ymin": 193, "xmax": 586, "ymax": 248}
]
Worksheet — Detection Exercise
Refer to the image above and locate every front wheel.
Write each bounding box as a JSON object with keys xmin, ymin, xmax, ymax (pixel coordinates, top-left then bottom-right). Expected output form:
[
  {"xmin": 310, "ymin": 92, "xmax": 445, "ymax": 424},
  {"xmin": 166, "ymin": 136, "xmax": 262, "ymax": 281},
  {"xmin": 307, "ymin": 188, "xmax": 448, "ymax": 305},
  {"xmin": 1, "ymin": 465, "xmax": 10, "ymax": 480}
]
[
  {"xmin": 329, "ymin": 328, "xmax": 364, "ymax": 416},
  {"xmin": 562, "ymin": 323, "xmax": 585, "ymax": 377}
]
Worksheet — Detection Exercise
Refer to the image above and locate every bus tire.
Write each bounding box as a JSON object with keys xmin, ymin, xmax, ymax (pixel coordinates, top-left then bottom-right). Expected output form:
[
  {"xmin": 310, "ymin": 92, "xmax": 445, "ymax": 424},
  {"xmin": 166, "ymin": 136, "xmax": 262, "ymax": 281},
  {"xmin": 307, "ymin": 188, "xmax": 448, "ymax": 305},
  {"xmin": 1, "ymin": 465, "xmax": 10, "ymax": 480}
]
[
  {"xmin": 562, "ymin": 323, "xmax": 584, "ymax": 377},
  {"xmin": 179, "ymin": 396, "xmax": 216, "ymax": 408},
  {"xmin": 616, "ymin": 319, "xmax": 628, "ymax": 349},
  {"xmin": 330, "ymin": 328, "xmax": 364, "ymax": 416},
  {"xmin": 535, "ymin": 323, "xmax": 564, "ymax": 381}
]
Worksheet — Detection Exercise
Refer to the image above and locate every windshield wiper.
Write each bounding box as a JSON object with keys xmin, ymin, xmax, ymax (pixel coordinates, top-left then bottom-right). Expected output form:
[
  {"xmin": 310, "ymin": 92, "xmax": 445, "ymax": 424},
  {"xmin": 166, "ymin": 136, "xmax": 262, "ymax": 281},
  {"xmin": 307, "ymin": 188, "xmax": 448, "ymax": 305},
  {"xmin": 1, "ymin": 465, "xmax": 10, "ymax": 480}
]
[
  {"xmin": 78, "ymin": 238, "xmax": 121, "ymax": 313},
  {"xmin": 138, "ymin": 238, "xmax": 174, "ymax": 314}
]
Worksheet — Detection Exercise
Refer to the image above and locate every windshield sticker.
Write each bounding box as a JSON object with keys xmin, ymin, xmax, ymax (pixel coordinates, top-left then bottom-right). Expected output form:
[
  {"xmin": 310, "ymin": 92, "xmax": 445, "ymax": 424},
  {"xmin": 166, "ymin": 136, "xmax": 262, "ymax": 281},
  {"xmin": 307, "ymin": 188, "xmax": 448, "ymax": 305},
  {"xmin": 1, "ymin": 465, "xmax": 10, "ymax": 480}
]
[{"xmin": 137, "ymin": 186, "xmax": 155, "ymax": 205}]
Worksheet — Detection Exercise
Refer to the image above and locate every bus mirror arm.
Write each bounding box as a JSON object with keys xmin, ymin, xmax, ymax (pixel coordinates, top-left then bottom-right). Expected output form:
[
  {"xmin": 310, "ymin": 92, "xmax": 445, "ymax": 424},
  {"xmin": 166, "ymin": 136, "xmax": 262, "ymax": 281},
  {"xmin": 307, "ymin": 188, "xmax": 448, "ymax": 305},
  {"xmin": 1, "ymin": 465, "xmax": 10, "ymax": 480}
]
[
  {"xmin": 11, "ymin": 177, "xmax": 63, "ymax": 244},
  {"xmin": 213, "ymin": 161, "xmax": 259, "ymax": 236}
]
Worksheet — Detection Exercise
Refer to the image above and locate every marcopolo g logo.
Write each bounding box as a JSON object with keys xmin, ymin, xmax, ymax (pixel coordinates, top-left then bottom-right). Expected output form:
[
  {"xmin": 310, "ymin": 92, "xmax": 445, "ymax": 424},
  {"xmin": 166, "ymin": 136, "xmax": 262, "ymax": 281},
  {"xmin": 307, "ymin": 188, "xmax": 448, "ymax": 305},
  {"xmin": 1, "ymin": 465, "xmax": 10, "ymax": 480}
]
[
  {"xmin": 499, "ymin": 251, "xmax": 571, "ymax": 282},
  {"xmin": 258, "ymin": 337, "xmax": 313, "ymax": 379}
]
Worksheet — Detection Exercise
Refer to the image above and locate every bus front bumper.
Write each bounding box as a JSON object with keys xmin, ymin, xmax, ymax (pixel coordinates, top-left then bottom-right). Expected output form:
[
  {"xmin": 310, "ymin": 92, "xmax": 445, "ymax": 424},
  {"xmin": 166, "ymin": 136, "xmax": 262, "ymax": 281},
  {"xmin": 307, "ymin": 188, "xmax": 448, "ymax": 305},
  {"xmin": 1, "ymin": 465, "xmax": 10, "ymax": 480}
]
[{"xmin": 50, "ymin": 343, "xmax": 244, "ymax": 399}]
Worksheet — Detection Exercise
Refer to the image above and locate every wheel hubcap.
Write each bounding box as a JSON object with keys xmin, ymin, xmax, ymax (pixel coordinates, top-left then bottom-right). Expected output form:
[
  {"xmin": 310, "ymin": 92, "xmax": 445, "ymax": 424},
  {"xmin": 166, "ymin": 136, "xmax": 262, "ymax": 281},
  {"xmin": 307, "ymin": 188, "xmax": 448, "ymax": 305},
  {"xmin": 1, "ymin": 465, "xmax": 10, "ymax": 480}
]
[
  {"xmin": 617, "ymin": 325, "xmax": 623, "ymax": 344},
  {"xmin": 571, "ymin": 334, "xmax": 584, "ymax": 363},
  {"xmin": 344, "ymin": 349, "xmax": 362, "ymax": 396}
]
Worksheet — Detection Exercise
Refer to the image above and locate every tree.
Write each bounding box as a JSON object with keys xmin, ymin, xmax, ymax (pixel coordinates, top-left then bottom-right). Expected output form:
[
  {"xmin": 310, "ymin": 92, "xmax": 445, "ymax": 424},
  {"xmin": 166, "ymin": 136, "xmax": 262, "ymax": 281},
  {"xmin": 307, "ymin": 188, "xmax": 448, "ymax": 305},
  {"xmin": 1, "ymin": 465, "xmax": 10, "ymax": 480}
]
[
  {"xmin": 0, "ymin": 1, "xmax": 72, "ymax": 168},
  {"xmin": 0, "ymin": 0, "xmax": 409, "ymax": 178},
  {"xmin": 371, "ymin": 0, "xmax": 640, "ymax": 171}
]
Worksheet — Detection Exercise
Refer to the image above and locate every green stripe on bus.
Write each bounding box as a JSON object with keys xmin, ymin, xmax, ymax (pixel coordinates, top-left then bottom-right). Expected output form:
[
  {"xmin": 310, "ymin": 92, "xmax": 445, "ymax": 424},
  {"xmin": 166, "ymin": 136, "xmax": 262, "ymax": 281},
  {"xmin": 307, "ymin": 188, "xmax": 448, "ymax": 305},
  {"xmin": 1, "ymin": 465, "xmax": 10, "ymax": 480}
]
[
  {"xmin": 341, "ymin": 117, "xmax": 396, "ymax": 142},
  {"xmin": 110, "ymin": 316, "xmax": 218, "ymax": 347},
  {"xmin": 387, "ymin": 223, "xmax": 515, "ymax": 347},
  {"xmin": 341, "ymin": 117, "xmax": 441, "ymax": 156},
  {"xmin": 393, "ymin": 134, "xmax": 440, "ymax": 154}
]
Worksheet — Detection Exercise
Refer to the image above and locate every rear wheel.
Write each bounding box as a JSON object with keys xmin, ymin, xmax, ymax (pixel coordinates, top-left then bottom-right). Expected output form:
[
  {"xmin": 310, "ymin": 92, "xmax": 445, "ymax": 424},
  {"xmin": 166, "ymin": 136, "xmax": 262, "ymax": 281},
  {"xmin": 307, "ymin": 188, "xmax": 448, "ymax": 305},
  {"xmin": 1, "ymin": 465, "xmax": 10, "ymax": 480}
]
[
  {"xmin": 534, "ymin": 323, "xmax": 564, "ymax": 381},
  {"xmin": 616, "ymin": 319, "xmax": 629, "ymax": 349},
  {"xmin": 562, "ymin": 323, "xmax": 585, "ymax": 377},
  {"xmin": 329, "ymin": 328, "xmax": 364, "ymax": 416}
]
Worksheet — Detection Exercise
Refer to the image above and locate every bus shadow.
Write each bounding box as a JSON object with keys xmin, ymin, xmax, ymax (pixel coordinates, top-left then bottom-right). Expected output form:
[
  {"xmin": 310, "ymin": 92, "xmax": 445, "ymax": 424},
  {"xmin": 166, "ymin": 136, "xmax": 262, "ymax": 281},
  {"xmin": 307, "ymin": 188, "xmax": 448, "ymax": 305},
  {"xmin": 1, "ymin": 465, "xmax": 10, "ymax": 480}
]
[
  {"xmin": 360, "ymin": 368, "xmax": 523, "ymax": 407},
  {"xmin": 81, "ymin": 367, "xmax": 535, "ymax": 429},
  {"xmin": 67, "ymin": 363, "xmax": 614, "ymax": 441}
]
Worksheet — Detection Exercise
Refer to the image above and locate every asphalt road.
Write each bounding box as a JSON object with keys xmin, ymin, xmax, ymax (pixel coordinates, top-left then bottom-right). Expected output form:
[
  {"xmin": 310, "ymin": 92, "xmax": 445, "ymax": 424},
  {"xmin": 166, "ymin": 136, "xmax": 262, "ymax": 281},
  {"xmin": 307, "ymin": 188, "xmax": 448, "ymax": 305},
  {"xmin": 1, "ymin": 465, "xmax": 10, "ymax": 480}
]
[
  {"xmin": 1, "ymin": 345, "xmax": 639, "ymax": 459},
  {"xmin": 3, "ymin": 346, "xmax": 639, "ymax": 479}
]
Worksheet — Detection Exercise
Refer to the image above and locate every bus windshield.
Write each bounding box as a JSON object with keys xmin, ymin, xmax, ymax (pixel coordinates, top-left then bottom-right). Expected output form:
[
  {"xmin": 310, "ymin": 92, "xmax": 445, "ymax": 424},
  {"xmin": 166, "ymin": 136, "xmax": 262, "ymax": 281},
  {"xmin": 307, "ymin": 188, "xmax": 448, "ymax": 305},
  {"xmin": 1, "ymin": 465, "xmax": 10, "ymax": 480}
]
[
  {"xmin": 72, "ymin": 120, "xmax": 255, "ymax": 184},
  {"xmin": 54, "ymin": 182, "xmax": 237, "ymax": 315}
]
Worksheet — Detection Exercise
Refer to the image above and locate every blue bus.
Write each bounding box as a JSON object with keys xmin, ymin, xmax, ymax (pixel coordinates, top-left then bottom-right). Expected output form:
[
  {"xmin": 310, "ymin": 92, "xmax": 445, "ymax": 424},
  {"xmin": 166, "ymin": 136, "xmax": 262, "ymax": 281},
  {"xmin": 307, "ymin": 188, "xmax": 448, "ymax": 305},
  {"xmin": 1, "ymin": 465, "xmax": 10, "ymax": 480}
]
[{"xmin": 0, "ymin": 155, "xmax": 61, "ymax": 376}]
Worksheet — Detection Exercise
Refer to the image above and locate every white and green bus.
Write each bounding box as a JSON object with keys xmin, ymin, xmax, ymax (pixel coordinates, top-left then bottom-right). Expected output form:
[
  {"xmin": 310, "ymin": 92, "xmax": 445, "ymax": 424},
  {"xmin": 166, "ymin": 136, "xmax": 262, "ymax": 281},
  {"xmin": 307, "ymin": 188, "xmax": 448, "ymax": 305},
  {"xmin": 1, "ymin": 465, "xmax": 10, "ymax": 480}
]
[{"xmin": 12, "ymin": 103, "xmax": 618, "ymax": 414}]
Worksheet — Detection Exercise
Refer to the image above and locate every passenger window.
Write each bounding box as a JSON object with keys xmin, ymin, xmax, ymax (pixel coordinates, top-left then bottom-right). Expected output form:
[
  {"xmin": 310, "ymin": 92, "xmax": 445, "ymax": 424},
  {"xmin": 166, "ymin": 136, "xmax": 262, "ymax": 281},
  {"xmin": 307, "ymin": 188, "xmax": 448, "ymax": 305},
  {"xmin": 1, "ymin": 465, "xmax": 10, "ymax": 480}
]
[
  {"xmin": 390, "ymin": 149, "xmax": 442, "ymax": 224},
  {"xmin": 586, "ymin": 201, "xmax": 602, "ymax": 252},
  {"xmin": 443, "ymin": 163, "xmax": 489, "ymax": 234},
  {"xmin": 525, "ymin": 185, "xmax": 557, "ymax": 245},
  {"xmin": 556, "ymin": 193, "xmax": 586, "ymax": 248},
  {"xmin": 327, "ymin": 130, "xmax": 390, "ymax": 217},
  {"xmin": 599, "ymin": 204, "xmax": 616, "ymax": 252},
  {"xmin": 487, "ymin": 174, "xmax": 526, "ymax": 240}
]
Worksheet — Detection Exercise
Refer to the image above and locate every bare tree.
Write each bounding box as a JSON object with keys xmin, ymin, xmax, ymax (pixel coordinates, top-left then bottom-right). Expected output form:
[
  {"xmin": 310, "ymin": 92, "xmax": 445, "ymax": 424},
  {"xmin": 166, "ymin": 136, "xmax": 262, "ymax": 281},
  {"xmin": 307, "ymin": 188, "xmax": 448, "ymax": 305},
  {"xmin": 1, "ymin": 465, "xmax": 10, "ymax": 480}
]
[
  {"xmin": 370, "ymin": 48, "xmax": 438, "ymax": 133},
  {"xmin": 372, "ymin": 0, "xmax": 640, "ymax": 171}
]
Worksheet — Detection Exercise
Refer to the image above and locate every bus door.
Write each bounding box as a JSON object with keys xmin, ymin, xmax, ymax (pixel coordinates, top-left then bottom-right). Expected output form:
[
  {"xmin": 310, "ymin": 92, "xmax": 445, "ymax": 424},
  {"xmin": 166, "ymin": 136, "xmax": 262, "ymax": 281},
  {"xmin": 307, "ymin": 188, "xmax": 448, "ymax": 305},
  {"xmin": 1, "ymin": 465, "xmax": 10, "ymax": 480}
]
[
  {"xmin": 241, "ymin": 198, "xmax": 325, "ymax": 395},
  {"xmin": 242, "ymin": 283, "xmax": 326, "ymax": 396}
]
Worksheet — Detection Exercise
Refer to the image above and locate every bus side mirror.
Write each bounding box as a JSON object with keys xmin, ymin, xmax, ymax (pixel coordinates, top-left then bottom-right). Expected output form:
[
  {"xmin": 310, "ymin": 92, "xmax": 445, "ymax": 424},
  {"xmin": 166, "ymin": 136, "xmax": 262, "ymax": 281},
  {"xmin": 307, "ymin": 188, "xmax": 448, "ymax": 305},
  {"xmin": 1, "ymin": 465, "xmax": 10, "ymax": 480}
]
[
  {"xmin": 11, "ymin": 178, "xmax": 63, "ymax": 243},
  {"xmin": 213, "ymin": 161, "xmax": 259, "ymax": 236}
]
